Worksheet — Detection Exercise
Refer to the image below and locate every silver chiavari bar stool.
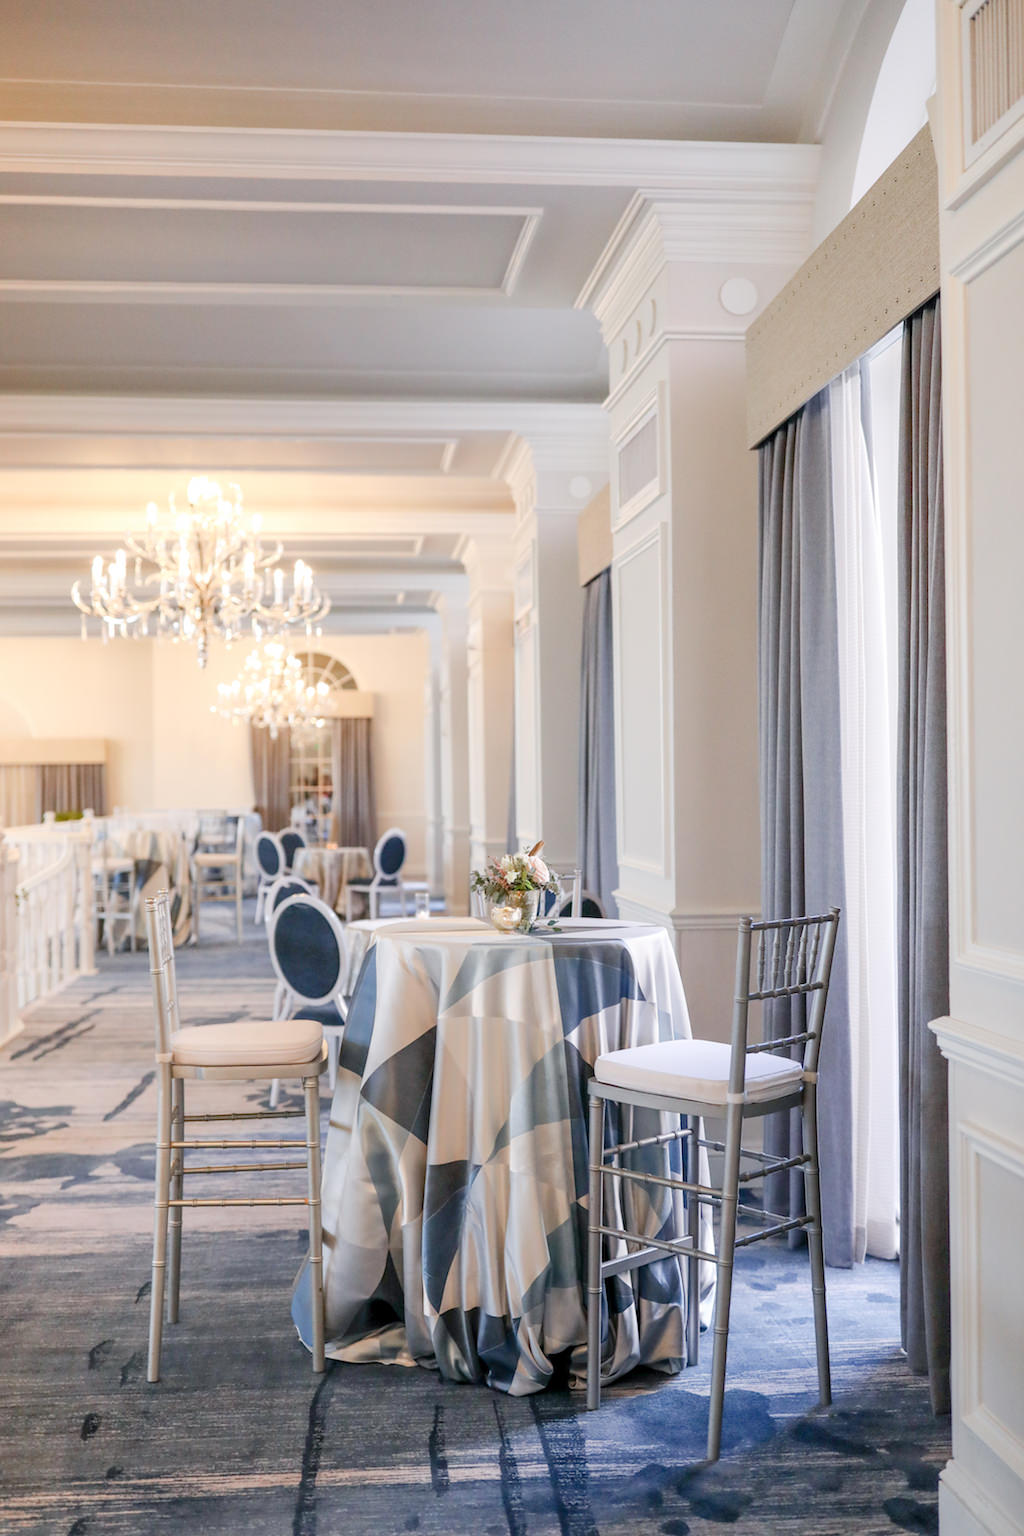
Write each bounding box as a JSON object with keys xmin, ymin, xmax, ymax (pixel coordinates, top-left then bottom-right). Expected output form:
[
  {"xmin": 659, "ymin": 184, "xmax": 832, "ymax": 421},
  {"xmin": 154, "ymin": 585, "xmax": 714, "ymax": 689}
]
[
  {"xmin": 145, "ymin": 890, "xmax": 327, "ymax": 1382},
  {"xmin": 585, "ymin": 907, "xmax": 841, "ymax": 1462}
]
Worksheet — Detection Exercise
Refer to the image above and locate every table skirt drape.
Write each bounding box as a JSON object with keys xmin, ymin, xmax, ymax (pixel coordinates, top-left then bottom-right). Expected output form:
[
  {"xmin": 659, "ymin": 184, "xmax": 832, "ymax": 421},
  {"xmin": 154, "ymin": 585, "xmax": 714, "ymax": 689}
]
[{"xmin": 293, "ymin": 920, "xmax": 714, "ymax": 1395}]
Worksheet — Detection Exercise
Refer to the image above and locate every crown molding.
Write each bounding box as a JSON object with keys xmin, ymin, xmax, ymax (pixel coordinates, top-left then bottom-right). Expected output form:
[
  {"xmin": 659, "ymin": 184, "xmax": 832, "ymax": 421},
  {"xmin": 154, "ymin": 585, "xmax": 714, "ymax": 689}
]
[
  {"xmin": 577, "ymin": 176, "xmax": 818, "ymax": 343},
  {"xmin": 0, "ymin": 122, "xmax": 821, "ymax": 190}
]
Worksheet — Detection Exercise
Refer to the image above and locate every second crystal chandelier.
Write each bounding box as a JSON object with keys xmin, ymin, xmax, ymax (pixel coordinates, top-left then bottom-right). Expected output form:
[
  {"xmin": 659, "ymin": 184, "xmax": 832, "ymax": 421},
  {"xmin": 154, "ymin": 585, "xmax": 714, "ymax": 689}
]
[
  {"xmin": 71, "ymin": 477, "xmax": 330, "ymax": 668},
  {"xmin": 214, "ymin": 641, "xmax": 330, "ymax": 740}
]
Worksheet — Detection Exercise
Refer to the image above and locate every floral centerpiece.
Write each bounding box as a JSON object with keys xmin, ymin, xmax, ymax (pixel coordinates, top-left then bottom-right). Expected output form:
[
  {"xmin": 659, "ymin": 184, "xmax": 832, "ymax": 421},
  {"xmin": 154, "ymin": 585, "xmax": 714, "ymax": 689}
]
[{"xmin": 471, "ymin": 841, "xmax": 559, "ymax": 933}]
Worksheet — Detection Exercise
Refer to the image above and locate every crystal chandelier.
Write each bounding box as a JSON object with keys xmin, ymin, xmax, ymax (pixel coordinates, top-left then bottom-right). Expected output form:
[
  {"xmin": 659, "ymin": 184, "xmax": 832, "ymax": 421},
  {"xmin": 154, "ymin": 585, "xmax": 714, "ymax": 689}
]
[
  {"xmin": 71, "ymin": 476, "xmax": 330, "ymax": 668},
  {"xmin": 213, "ymin": 641, "xmax": 331, "ymax": 740}
]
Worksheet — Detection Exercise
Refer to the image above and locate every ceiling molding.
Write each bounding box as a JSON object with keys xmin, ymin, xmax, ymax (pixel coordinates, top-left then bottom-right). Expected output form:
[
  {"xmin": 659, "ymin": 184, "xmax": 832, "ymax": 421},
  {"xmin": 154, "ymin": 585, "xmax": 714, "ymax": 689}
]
[
  {"xmin": 0, "ymin": 393, "xmax": 607, "ymax": 443},
  {"xmin": 0, "ymin": 278, "xmax": 523, "ymax": 304},
  {"xmin": 0, "ymin": 200, "xmax": 543, "ymax": 304},
  {"xmin": 0, "ymin": 122, "xmax": 822, "ymax": 190}
]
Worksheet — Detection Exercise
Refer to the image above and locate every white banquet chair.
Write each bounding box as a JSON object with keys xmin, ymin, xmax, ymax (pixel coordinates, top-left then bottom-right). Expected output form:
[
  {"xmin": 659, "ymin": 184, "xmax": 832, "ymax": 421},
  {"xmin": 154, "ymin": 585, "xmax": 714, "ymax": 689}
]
[
  {"xmin": 262, "ymin": 873, "xmax": 316, "ymax": 926},
  {"xmin": 344, "ymin": 827, "xmax": 407, "ymax": 921},
  {"xmin": 144, "ymin": 891, "xmax": 326, "ymax": 1382},
  {"xmin": 585, "ymin": 907, "xmax": 841, "ymax": 1463},
  {"xmin": 278, "ymin": 826, "xmax": 307, "ymax": 873},
  {"xmin": 268, "ymin": 893, "xmax": 349, "ymax": 1101},
  {"xmin": 253, "ymin": 830, "xmax": 286, "ymax": 924},
  {"xmin": 92, "ymin": 840, "xmax": 137, "ymax": 955},
  {"xmin": 191, "ymin": 814, "xmax": 244, "ymax": 944}
]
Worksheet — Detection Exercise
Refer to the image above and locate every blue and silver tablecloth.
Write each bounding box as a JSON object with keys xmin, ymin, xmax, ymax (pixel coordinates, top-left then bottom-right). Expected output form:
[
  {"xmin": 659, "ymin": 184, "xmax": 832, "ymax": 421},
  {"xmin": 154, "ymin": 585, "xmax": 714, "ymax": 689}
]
[{"xmin": 293, "ymin": 917, "xmax": 713, "ymax": 1395}]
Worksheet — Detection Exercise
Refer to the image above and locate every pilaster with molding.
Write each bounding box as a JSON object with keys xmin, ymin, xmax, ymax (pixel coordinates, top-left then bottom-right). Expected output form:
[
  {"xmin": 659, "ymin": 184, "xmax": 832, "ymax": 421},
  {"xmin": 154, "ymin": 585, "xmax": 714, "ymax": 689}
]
[
  {"xmin": 579, "ymin": 176, "xmax": 813, "ymax": 1041},
  {"xmin": 436, "ymin": 593, "xmax": 471, "ymax": 915},
  {"xmin": 501, "ymin": 420, "xmax": 609, "ymax": 870},
  {"xmin": 458, "ymin": 534, "xmax": 515, "ymax": 877},
  {"xmin": 929, "ymin": 6, "xmax": 1024, "ymax": 1534}
]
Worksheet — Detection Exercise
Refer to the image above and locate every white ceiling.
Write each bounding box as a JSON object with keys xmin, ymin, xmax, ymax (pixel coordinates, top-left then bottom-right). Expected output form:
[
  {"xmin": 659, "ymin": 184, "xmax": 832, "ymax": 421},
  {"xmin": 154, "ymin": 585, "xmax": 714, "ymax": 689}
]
[
  {"xmin": 0, "ymin": 0, "xmax": 864, "ymax": 636},
  {"xmin": 2, "ymin": 1, "xmax": 851, "ymax": 139}
]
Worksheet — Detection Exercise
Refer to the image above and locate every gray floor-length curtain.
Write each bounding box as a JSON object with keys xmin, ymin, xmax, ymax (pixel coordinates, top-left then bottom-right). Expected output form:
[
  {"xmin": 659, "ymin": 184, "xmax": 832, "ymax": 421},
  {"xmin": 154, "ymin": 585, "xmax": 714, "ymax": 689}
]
[
  {"xmin": 578, "ymin": 568, "xmax": 618, "ymax": 914},
  {"xmin": 759, "ymin": 386, "xmax": 855, "ymax": 1268},
  {"xmin": 250, "ymin": 724, "xmax": 291, "ymax": 832},
  {"xmin": 331, "ymin": 718, "xmax": 377, "ymax": 850},
  {"xmin": 39, "ymin": 763, "xmax": 107, "ymax": 817},
  {"xmin": 897, "ymin": 297, "xmax": 950, "ymax": 1415}
]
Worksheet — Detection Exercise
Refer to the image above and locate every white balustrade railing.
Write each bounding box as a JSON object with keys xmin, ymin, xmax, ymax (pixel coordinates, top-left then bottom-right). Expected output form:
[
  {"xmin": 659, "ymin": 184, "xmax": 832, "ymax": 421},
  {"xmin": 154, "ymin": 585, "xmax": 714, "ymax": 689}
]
[{"xmin": 0, "ymin": 822, "xmax": 96, "ymax": 1037}]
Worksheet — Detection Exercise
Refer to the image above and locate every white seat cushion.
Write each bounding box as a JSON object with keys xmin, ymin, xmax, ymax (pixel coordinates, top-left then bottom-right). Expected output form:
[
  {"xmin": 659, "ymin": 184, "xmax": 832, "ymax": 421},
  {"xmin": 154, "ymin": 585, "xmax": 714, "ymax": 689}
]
[
  {"xmin": 594, "ymin": 1037, "xmax": 804, "ymax": 1105},
  {"xmin": 171, "ymin": 1019, "xmax": 323, "ymax": 1067}
]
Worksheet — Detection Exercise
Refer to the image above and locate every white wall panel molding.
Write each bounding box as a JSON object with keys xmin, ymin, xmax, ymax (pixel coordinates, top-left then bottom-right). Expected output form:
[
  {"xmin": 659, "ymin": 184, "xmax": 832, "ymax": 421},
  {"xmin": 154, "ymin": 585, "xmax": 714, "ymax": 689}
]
[
  {"xmin": 958, "ymin": 1118, "xmax": 1024, "ymax": 1484},
  {"xmin": 612, "ymin": 387, "xmax": 666, "ymax": 531},
  {"xmin": 612, "ymin": 523, "xmax": 670, "ymax": 882},
  {"xmin": 0, "ymin": 122, "xmax": 820, "ymax": 193},
  {"xmin": 940, "ymin": 1459, "xmax": 1024, "ymax": 1536}
]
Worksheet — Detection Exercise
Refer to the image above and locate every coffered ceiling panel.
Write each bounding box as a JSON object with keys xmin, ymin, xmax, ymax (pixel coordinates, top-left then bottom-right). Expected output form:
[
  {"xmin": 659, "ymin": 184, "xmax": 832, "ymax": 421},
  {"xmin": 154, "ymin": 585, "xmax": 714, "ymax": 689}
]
[{"xmin": 0, "ymin": 202, "xmax": 541, "ymax": 296}]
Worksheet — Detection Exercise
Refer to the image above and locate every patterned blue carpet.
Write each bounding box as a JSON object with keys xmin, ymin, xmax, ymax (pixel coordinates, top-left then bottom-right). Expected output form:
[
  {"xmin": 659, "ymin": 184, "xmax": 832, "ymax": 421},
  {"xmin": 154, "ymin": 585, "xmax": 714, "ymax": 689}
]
[{"xmin": 0, "ymin": 902, "xmax": 949, "ymax": 1535}]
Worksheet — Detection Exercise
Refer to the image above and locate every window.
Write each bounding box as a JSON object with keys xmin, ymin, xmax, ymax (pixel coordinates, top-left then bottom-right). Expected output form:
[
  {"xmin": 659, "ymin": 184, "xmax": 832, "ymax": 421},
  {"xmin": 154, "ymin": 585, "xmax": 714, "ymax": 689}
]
[{"xmin": 288, "ymin": 652, "xmax": 357, "ymax": 839}]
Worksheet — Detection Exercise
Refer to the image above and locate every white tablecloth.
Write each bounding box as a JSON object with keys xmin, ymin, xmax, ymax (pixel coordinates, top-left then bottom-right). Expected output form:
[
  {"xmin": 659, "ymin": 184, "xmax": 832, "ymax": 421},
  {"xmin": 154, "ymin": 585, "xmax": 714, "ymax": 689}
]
[{"xmin": 293, "ymin": 917, "xmax": 713, "ymax": 1395}]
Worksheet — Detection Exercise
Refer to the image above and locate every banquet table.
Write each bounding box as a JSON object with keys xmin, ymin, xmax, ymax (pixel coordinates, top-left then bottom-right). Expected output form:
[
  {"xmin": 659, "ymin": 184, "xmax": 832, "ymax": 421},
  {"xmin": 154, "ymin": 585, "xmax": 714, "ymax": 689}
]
[
  {"xmin": 292, "ymin": 917, "xmax": 713, "ymax": 1395},
  {"xmin": 102, "ymin": 826, "xmax": 192, "ymax": 946},
  {"xmin": 294, "ymin": 845, "xmax": 371, "ymax": 914},
  {"xmin": 340, "ymin": 915, "xmax": 483, "ymax": 994}
]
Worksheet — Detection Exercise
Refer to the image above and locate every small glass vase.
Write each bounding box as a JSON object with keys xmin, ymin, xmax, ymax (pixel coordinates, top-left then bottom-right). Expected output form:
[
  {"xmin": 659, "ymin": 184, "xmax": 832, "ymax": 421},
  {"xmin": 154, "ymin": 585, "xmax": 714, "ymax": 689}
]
[{"xmin": 488, "ymin": 889, "xmax": 540, "ymax": 933}]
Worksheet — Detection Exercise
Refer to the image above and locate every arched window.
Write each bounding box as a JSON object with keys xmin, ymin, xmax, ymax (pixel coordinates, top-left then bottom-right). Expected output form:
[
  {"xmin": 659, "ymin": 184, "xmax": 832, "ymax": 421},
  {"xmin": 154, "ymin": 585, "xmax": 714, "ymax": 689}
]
[
  {"xmin": 288, "ymin": 652, "xmax": 358, "ymax": 839},
  {"xmin": 293, "ymin": 650, "xmax": 358, "ymax": 693}
]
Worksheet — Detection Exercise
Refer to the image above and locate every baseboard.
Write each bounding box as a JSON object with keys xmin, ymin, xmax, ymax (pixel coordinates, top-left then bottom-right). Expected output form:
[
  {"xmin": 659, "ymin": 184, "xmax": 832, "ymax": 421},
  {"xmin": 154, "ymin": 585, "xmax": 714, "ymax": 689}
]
[{"xmin": 940, "ymin": 1460, "xmax": 1024, "ymax": 1536}]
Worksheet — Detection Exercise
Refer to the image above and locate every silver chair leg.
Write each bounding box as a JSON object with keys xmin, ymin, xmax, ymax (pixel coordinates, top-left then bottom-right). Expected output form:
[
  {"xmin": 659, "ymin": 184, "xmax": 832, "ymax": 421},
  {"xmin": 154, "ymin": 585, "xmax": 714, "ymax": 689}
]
[
  {"xmin": 303, "ymin": 1073, "xmax": 326, "ymax": 1373},
  {"xmin": 803, "ymin": 1085, "xmax": 832, "ymax": 1405},
  {"xmin": 685, "ymin": 1115, "xmax": 701, "ymax": 1368},
  {"xmin": 707, "ymin": 1100, "xmax": 743, "ymax": 1462},
  {"xmin": 167, "ymin": 1077, "xmax": 184, "ymax": 1324},
  {"xmin": 586, "ymin": 1090, "xmax": 605, "ymax": 1411},
  {"xmin": 235, "ymin": 878, "xmax": 243, "ymax": 943},
  {"xmin": 148, "ymin": 1065, "xmax": 173, "ymax": 1382}
]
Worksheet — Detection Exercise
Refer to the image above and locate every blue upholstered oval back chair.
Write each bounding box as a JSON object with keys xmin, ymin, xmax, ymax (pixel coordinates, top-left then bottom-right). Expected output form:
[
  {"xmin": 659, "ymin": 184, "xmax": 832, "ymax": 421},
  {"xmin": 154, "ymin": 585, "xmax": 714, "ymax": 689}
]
[
  {"xmin": 344, "ymin": 827, "xmax": 407, "ymax": 922},
  {"xmin": 278, "ymin": 827, "xmax": 307, "ymax": 873},
  {"xmin": 254, "ymin": 830, "xmax": 286, "ymax": 925},
  {"xmin": 268, "ymin": 893, "xmax": 349, "ymax": 1105},
  {"xmin": 263, "ymin": 874, "xmax": 316, "ymax": 927}
]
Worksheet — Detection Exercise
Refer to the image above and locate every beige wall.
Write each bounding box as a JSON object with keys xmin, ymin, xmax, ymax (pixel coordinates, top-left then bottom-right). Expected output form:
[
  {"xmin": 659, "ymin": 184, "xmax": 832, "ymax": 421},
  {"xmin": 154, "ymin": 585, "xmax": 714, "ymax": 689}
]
[
  {"xmin": 0, "ymin": 631, "xmax": 430, "ymax": 869},
  {"xmin": 0, "ymin": 637, "xmax": 154, "ymax": 808}
]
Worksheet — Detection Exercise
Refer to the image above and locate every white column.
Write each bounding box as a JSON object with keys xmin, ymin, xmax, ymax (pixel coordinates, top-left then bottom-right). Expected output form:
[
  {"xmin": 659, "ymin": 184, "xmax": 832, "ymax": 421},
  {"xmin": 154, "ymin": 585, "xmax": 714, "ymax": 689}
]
[
  {"xmin": 461, "ymin": 537, "xmax": 515, "ymax": 875},
  {"xmin": 438, "ymin": 595, "xmax": 470, "ymax": 915},
  {"xmin": 0, "ymin": 833, "xmax": 21, "ymax": 1051},
  {"xmin": 423, "ymin": 649, "xmax": 445, "ymax": 896},
  {"xmin": 503, "ymin": 427, "xmax": 608, "ymax": 868},
  {"xmin": 582, "ymin": 193, "xmax": 809, "ymax": 1041}
]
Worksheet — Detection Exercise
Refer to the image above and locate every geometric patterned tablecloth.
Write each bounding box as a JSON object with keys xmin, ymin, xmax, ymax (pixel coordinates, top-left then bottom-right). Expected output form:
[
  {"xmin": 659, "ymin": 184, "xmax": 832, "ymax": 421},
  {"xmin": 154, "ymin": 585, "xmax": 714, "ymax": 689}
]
[{"xmin": 292, "ymin": 918, "xmax": 714, "ymax": 1395}]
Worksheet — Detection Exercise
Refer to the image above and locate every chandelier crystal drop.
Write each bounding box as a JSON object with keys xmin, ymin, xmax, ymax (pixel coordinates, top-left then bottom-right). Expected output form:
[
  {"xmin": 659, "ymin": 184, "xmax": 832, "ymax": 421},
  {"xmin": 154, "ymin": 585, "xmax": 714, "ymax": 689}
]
[
  {"xmin": 213, "ymin": 641, "xmax": 331, "ymax": 740},
  {"xmin": 71, "ymin": 476, "xmax": 330, "ymax": 668}
]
